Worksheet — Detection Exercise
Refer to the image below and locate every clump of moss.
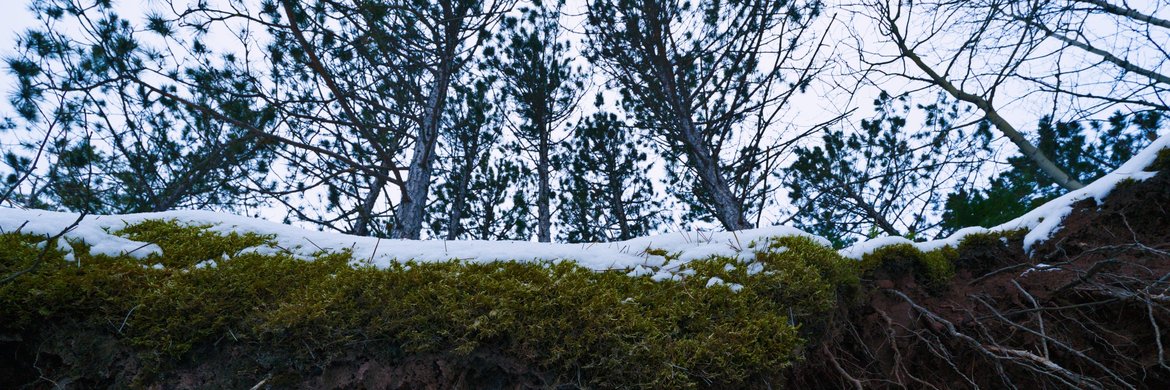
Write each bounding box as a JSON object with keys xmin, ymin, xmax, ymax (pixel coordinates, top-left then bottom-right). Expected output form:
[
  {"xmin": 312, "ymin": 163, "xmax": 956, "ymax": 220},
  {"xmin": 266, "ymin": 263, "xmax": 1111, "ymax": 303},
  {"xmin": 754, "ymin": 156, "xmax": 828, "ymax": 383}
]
[
  {"xmin": 116, "ymin": 219, "xmax": 273, "ymax": 268},
  {"xmin": 955, "ymin": 230, "xmax": 1024, "ymax": 253},
  {"xmin": 0, "ymin": 220, "xmax": 853, "ymax": 388},
  {"xmin": 947, "ymin": 230, "xmax": 1027, "ymax": 276},
  {"xmin": 860, "ymin": 244, "xmax": 956, "ymax": 292},
  {"xmin": 678, "ymin": 236, "xmax": 858, "ymax": 340},
  {"xmin": 1144, "ymin": 148, "xmax": 1170, "ymax": 172}
]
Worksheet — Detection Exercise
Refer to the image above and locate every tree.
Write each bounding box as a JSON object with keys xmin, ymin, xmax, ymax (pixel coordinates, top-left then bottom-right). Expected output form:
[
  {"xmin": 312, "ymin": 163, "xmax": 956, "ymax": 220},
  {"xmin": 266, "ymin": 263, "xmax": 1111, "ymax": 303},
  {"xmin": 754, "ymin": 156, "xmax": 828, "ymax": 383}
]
[
  {"xmin": 584, "ymin": 0, "xmax": 829, "ymax": 231},
  {"xmin": 6, "ymin": 0, "xmax": 513, "ymax": 238},
  {"xmin": 462, "ymin": 151, "xmax": 534, "ymax": 240},
  {"xmin": 785, "ymin": 92, "xmax": 986, "ymax": 246},
  {"xmin": 428, "ymin": 77, "xmax": 504, "ymax": 240},
  {"xmin": 558, "ymin": 109, "xmax": 665, "ymax": 243},
  {"xmin": 385, "ymin": 0, "xmax": 515, "ymax": 239},
  {"xmin": 492, "ymin": 0, "xmax": 582, "ymax": 242},
  {"xmin": 5, "ymin": 2, "xmax": 276, "ymax": 213},
  {"xmin": 861, "ymin": 0, "xmax": 1170, "ymax": 192},
  {"xmin": 942, "ymin": 110, "xmax": 1161, "ymax": 232}
]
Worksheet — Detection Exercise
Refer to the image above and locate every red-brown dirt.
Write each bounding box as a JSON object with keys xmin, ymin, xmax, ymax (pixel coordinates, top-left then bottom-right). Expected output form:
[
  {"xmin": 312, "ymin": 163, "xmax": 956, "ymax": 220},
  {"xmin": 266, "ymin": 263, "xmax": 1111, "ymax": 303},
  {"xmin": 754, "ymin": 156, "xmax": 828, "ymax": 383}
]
[{"xmin": 789, "ymin": 169, "xmax": 1170, "ymax": 389}]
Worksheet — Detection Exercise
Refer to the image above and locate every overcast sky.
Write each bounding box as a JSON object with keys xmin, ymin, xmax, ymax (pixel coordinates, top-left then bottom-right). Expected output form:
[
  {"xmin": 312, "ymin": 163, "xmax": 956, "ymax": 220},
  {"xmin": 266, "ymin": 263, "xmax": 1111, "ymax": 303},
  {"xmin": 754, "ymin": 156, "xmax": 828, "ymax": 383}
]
[
  {"xmin": 0, "ymin": 0, "xmax": 1165, "ymax": 235},
  {"xmin": 0, "ymin": 4, "xmax": 36, "ymax": 123}
]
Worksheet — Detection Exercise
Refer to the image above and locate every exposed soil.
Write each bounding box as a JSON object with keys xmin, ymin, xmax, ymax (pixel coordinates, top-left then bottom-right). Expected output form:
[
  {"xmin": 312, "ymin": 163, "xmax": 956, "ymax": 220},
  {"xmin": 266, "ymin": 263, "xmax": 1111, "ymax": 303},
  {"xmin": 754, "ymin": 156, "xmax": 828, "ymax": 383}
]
[{"xmin": 790, "ymin": 169, "xmax": 1170, "ymax": 389}]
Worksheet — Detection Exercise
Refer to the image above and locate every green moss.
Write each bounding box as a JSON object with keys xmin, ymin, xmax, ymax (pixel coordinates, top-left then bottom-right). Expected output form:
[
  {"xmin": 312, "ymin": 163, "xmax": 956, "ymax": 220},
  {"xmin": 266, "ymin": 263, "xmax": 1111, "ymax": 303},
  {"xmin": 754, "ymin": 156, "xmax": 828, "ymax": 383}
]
[
  {"xmin": 641, "ymin": 247, "xmax": 681, "ymax": 262},
  {"xmin": 860, "ymin": 244, "xmax": 956, "ymax": 292},
  {"xmin": 955, "ymin": 230, "xmax": 1023, "ymax": 253},
  {"xmin": 116, "ymin": 219, "xmax": 273, "ymax": 268},
  {"xmin": 1145, "ymin": 148, "xmax": 1170, "ymax": 172},
  {"xmin": 0, "ymin": 220, "xmax": 855, "ymax": 388}
]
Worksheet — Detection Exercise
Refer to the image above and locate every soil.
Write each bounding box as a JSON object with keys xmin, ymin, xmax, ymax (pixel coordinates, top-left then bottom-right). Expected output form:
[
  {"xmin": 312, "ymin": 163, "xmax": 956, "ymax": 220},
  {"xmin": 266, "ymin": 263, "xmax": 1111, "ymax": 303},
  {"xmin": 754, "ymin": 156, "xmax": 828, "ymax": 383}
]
[{"xmin": 789, "ymin": 169, "xmax": 1170, "ymax": 389}]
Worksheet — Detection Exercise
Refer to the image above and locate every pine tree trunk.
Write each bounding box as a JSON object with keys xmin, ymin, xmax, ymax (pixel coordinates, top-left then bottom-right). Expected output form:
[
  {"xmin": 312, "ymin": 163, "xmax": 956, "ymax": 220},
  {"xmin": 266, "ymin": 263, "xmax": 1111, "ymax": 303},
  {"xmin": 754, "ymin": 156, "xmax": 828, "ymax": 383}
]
[
  {"xmin": 651, "ymin": 65, "xmax": 752, "ymax": 231},
  {"xmin": 537, "ymin": 125, "xmax": 552, "ymax": 242},
  {"xmin": 445, "ymin": 147, "xmax": 479, "ymax": 240},
  {"xmin": 606, "ymin": 154, "xmax": 632, "ymax": 240},
  {"xmin": 353, "ymin": 175, "xmax": 385, "ymax": 237},
  {"xmin": 446, "ymin": 188, "xmax": 466, "ymax": 240},
  {"xmin": 393, "ymin": 67, "xmax": 453, "ymax": 240}
]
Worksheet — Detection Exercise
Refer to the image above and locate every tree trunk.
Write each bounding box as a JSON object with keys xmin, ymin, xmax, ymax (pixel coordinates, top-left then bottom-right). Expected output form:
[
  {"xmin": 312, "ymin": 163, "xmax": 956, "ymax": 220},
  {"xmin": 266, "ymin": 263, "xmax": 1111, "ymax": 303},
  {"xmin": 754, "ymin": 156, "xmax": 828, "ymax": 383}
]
[
  {"xmin": 889, "ymin": 23, "xmax": 1086, "ymax": 191},
  {"xmin": 353, "ymin": 164, "xmax": 389, "ymax": 237},
  {"xmin": 446, "ymin": 186, "xmax": 467, "ymax": 240},
  {"xmin": 445, "ymin": 143, "xmax": 480, "ymax": 240},
  {"xmin": 605, "ymin": 155, "xmax": 632, "ymax": 240},
  {"xmin": 393, "ymin": 67, "xmax": 453, "ymax": 240},
  {"xmin": 536, "ymin": 123, "xmax": 552, "ymax": 242},
  {"xmin": 652, "ymin": 66, "xmax": 752, "ymax": 231}
]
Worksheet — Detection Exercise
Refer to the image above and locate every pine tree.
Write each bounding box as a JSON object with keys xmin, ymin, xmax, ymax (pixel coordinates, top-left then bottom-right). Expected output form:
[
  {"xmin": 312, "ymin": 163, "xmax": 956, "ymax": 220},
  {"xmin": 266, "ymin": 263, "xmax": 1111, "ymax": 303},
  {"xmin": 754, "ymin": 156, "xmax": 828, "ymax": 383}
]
[
  {"xmin": 558, "ymin": 108, "xmax": 665, "ymax": 243},
  {"xmin": 941, "ymin": 111, "xmax": 1162, "ymax": 233},
  {"xmin": 5, "ymin": 4, "xmax": 276, "ymax": 213},
  {"xmin": 428, "ymin": 77, "xmax": 504, "ymax": 240},
  {"xmin": 584, "ymin": 0, "xmax": 825, "ymax": 231},
  {"xmin": 492, "ymin": 0, "xmax": 582, "ymax": 242},
  {"xmin": 785, "ymin": 92, "xmax": 984, "ymax": 246}
]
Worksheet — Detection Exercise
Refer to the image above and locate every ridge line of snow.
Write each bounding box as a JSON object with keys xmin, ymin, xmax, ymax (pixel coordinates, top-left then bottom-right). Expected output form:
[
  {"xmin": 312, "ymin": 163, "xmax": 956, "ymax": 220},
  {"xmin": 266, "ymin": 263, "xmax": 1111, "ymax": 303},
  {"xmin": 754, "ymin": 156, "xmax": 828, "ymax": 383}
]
[
  {"xmin": 840, "ymin": 133, "xmax": 1169, "ymax": 259},
  {"xmin": 0, "ymin": 206, "xmax": 826, "ymax": 272},
  {"xmin": 2, "ymin": 135, "xmax": 1163, "ymax": 266}
]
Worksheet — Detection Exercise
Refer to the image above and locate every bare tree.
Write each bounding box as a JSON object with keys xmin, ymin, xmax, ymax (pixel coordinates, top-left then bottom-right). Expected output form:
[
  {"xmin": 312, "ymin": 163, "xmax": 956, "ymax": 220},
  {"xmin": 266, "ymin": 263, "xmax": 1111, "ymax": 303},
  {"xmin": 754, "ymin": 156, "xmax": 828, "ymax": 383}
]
[
  {"xmin": 861, "ymin": 0, "xmax": 1170, "ymax": 191},
  {"xmin": 584, "ymin": 0, "xmax": 830, "ymax": 231}
]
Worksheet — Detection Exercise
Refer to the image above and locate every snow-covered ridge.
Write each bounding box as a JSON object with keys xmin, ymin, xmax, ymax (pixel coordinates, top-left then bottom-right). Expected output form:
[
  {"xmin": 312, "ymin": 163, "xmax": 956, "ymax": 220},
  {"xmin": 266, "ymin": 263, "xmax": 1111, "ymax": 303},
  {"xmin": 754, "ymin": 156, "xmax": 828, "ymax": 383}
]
[
  {"xmin": 841, "ymin": 133, "xmax": 1169, "ymax": 258},
  {"xmin": 2, "ymin": 134, "xmax": 1165, "ymax": 267},
  {"xmin": 0, "ymin": 206, "xmax": 825, "ymax": 273}
]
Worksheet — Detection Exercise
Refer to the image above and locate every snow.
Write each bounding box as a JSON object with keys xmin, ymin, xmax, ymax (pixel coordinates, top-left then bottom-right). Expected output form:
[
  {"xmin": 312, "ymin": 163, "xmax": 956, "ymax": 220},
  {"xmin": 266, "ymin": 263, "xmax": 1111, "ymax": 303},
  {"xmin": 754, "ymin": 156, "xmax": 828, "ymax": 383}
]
[
  {"xmin": 0, "ymin": 207, "xmax": 825, "ymax": 273},
  {"xmin": 837, "ymin": 236, "xmax": 914, "ymax": 259},
  {"xmin": 840, "ymin": 134, "xmax": 1169, "ymax": 258},
  {"xmin": 1, "ymin": 136, "xmax": 1163, "ymax": 268}
]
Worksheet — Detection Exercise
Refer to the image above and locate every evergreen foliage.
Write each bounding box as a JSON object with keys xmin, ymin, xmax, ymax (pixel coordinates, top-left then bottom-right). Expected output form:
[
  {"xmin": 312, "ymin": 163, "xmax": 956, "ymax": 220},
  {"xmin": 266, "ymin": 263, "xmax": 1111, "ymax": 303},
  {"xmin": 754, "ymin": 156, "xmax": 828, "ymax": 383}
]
[
  {"xmin": 558, "ymin": 107, "xmax": 665, "ymax": 242},
  {"xmin": 785, "ymin": 93, "xmax": 982, "ymax": 246},
  {"xmin": 491, "ymin": 0, "xmax": 582, "ymax": 242},
  {"xmin": 941, "ymin": 111, "xmax": 1161, "ymax": 232}
]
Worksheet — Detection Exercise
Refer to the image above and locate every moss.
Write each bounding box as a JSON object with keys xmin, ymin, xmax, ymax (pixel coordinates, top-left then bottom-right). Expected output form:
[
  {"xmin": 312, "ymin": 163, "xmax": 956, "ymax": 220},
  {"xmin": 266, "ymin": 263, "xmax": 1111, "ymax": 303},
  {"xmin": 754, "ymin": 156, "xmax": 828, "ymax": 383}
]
[
  {"xmin": 642, "ymin": 247, "xmax": 681, "ymax": 262},
  {"xmin": 0, "ymin": 220, "xmax": 854, "ymax": 388},
  {"xmin": 860, "ymin": 244, "xmax": 956, "ymax": 292},
  {"xmin": 1144, "ymin": 148, "xmax": 1170, "ymax": 172},
  {"xmin": 116, "ymin": 219, "xmax": 273, "ymax": 268},
  {"xmin": 955, "ymin": 230, "xmax": 1023, "ymax": 253}
]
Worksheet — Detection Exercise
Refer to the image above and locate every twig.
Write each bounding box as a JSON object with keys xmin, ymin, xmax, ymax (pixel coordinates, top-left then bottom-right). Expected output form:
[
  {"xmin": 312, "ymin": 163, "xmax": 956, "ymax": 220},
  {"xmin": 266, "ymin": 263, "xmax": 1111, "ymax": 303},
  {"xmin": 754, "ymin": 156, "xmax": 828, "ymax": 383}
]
[
  {"xmin": 118, "ymin": 304, "xmax": 143, "ymax": 334},
  {"xmin": 1012, "ymin": 280, "xmax": 1048, "ymax": 358},
  {"xmin": 1, "ymin": 213, "xmax": 87, "ymax": 285}
]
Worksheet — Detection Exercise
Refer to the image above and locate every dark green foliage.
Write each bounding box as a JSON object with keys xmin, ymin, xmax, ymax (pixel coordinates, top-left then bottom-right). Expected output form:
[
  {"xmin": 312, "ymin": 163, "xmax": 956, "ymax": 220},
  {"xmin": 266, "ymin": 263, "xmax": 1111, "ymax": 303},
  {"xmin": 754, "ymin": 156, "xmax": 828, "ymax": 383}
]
[
  {"xmin": 489, "ymin": 0, "xmax": 583, "ymax": 242},
  {"xmin": 0, "ymin": 221, "xmax": 862, "ymax": 387},
  {"xmin": 558, "ymin": 109, "xmax": 665, "ymax": 242},
  {"xmin": 786, "ymin": 92, "xmax": 981, "ymax": 246},
  {"xmin": 4, "ymin": 0, "xmax": 275, "ymax": 213},
  {"xmin": 428, "ymin": 78, "xmax": 535, "ymax": 240},
  {"xmin": 1147, "ymin": 148, "xmax": 1170, "ymax": 172},
  {"xmin": 585, "ymin": 0, "xmax": 823, "ymax": 230},
  {"xmin": 941, "ymin": 111, "xmax": 1160, "ymax": 233}
]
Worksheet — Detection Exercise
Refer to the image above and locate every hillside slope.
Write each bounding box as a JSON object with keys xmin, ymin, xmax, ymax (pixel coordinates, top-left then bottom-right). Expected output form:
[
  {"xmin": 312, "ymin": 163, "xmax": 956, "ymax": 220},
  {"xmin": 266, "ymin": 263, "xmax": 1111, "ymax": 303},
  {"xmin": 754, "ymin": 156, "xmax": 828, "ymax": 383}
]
[{"xmin": 1, "ymin": 143, "xmax": 1167, "ymax": 388}]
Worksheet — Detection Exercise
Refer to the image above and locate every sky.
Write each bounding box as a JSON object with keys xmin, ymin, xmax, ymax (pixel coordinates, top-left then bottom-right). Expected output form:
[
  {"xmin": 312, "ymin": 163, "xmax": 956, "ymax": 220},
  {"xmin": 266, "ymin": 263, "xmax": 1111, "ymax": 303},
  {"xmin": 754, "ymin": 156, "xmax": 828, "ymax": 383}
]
[
  {"xmin": 0, "ymin": 3, "xmax": 36, "ymax": 122},
  {"xmin": 0, "ymin": 0, "xmax": 1165, "ymax": 238}
]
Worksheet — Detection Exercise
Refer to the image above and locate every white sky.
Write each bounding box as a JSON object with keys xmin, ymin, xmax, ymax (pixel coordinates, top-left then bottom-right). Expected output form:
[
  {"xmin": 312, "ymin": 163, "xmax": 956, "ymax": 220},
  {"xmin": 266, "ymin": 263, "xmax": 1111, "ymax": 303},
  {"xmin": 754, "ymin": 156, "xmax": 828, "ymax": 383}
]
[
  {"xmin": 0, "ymin": 3, "xmax": 36, "ymax": 124},
  {"xmin": 0, "ymin": 0, "xmax": 1165, "ymax": 237}
]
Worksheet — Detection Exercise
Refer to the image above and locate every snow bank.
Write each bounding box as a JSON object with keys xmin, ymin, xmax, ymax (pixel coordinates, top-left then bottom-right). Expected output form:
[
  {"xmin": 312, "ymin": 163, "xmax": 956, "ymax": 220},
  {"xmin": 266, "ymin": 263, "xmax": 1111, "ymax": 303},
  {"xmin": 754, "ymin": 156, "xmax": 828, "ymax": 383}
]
[
  {"xmin": 0, "ymin": 207, "xmax": 825, "ymax": 272},
  {"xmin": 840, "ymin": 134, "xmax": 1170, "ymax": 258},
  {"xmin": 3, "ymin": 135, "xmax": 1163, "ymax": 266}
]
